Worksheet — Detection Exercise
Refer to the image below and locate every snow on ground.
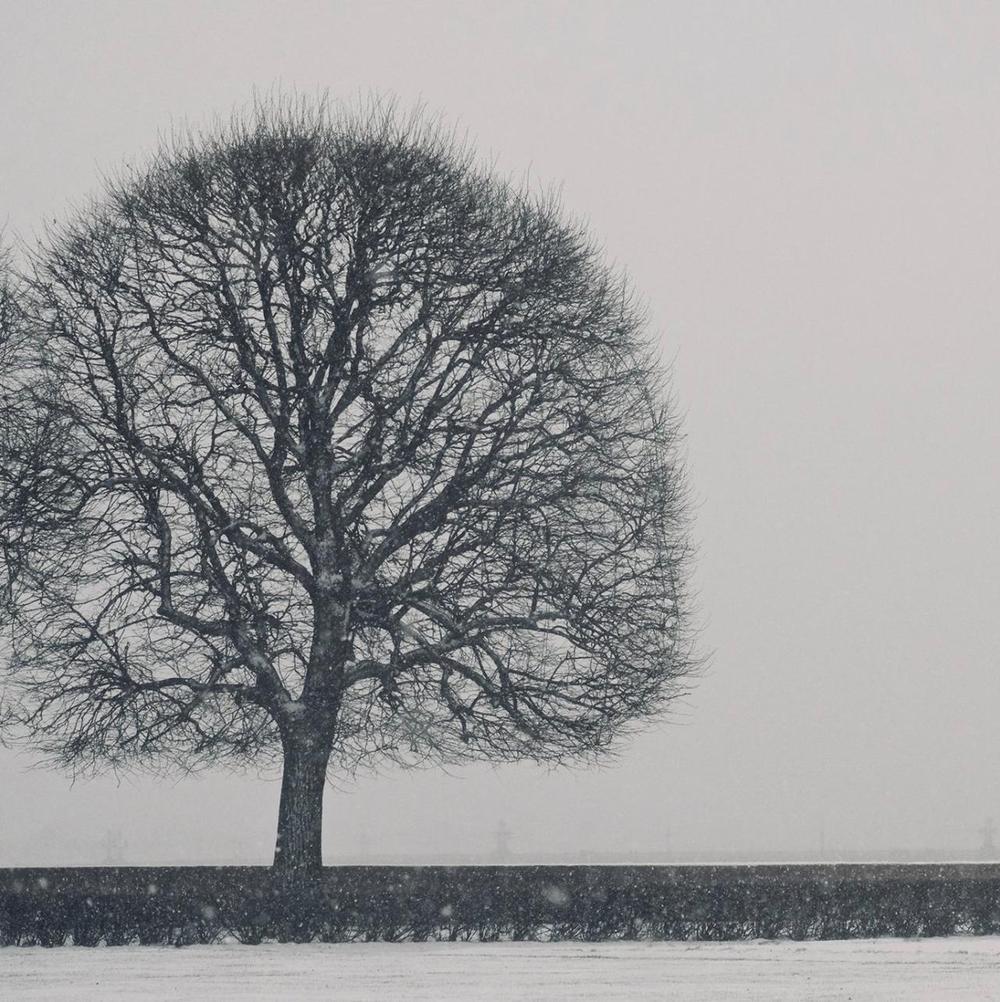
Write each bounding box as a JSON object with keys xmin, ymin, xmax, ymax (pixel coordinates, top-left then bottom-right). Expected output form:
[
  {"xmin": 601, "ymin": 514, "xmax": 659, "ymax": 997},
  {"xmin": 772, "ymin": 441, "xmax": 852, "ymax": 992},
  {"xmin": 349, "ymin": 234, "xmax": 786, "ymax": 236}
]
[{"xmin": 2, "ymin": 937, "xmax": 1000, "ymax": 1001}]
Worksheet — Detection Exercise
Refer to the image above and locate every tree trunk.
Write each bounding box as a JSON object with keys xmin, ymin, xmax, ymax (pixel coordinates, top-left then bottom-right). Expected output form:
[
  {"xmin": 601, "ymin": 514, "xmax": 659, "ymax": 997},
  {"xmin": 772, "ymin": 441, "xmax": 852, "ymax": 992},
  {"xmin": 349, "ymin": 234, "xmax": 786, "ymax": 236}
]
[{"xmin": 272, "ymin": 727, "xmax": 334, "ymax": 876}]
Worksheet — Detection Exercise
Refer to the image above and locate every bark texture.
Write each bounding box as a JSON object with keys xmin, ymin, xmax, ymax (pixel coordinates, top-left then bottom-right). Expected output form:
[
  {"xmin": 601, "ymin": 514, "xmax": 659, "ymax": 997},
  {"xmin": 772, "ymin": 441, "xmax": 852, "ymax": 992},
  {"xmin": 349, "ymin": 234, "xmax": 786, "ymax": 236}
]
[{"xmin": 273, "ymin": 728, "xmax": 334, "ymax": 874}]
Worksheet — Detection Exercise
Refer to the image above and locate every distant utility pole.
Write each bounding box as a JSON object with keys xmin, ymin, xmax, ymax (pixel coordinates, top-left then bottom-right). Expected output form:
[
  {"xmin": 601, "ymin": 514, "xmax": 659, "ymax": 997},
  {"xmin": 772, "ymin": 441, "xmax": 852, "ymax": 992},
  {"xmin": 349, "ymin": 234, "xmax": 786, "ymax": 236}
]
[
  {"xmin": 102, "ymin": 828, "xmax": 126, "ymax": 865},
  {"xmin": 494, "ymin": 820, "xmax": 513, "ymax": 863},
  {"xmin": 979, "ymin": 818, "xmax": 996, "ymax": 859}
]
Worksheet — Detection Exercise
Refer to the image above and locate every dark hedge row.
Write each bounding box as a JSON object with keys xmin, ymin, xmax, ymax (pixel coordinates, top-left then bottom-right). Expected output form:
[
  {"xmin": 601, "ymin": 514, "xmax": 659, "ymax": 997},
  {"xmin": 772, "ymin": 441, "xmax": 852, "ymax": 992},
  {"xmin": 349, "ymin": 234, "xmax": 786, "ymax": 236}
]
[{"xmin": 2, "ymin": 864, "xmax": 1000, "ymax": 946}]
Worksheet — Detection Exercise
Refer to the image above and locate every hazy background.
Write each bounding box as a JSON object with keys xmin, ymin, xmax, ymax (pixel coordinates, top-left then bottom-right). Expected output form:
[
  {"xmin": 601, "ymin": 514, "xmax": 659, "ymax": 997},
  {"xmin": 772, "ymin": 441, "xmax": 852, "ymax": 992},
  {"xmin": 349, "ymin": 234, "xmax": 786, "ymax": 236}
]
[{"xmin": 2, "ymin": 0, "xmax": 999, "ymax": 864}]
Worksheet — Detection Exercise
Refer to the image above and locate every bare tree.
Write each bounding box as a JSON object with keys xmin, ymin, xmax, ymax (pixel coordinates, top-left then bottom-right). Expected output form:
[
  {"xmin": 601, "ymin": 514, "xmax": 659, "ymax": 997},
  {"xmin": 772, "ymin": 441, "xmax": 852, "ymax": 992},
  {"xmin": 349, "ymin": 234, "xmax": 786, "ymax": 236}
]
[{"xmin": 0, "ymin": 101, "xmax": 694, "ymax": 875}]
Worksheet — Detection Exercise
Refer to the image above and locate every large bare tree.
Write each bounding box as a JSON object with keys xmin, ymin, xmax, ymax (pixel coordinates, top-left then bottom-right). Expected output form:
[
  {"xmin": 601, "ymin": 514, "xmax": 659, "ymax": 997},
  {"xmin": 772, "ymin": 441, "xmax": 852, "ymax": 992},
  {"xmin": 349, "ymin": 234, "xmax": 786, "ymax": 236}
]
[{"xmin": 0, "ymin": 102, "xmax": 693, "ymax": 874}]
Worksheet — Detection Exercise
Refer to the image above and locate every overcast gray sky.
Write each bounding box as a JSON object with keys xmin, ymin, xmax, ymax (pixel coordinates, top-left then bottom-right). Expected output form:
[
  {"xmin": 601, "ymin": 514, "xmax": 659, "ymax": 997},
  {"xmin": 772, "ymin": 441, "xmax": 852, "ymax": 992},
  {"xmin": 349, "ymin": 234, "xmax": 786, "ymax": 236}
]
[{"xmin": 2, "ymin": 0, "xmax": 1000, "ymax": 864}]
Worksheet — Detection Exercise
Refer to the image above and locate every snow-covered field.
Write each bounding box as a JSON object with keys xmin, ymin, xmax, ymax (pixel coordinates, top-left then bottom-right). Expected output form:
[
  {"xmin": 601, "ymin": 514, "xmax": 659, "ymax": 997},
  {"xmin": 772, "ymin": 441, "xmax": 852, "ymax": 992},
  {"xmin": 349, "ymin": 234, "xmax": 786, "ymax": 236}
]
[{"xmin": 2, "ymin": 938, "xmax": 999, "ymax": 1000}]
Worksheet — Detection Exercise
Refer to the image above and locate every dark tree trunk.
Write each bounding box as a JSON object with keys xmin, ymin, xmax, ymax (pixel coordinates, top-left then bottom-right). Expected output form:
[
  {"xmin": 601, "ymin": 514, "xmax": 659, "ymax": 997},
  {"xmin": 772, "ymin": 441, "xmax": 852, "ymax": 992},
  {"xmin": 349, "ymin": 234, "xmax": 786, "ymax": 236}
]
[{"xmin": 272, "ymin": 727, "xmax": 334, "ymax": 876}]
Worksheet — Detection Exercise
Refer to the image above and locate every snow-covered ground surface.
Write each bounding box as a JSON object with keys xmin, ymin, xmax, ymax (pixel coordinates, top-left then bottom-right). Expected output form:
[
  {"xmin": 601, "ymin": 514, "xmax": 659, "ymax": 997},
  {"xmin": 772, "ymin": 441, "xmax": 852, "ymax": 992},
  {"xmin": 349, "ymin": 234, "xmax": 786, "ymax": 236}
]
[{"xmin": 2, "ymin": 937, "xmax": 999, "ymax": 1000}]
